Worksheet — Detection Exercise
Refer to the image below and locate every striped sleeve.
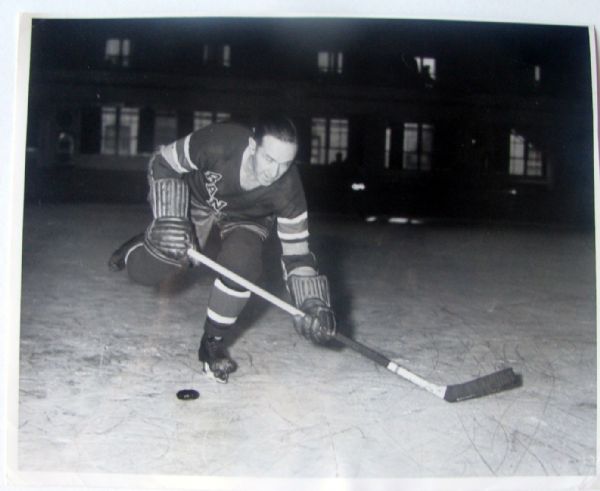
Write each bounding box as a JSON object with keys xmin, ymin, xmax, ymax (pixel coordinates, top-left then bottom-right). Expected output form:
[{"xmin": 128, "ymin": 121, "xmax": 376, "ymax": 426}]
[
  {"xmin": 277, "ymin": 211, "xmax": 310, "ymax": 256},
  {"xmin": 157, "ymin": 133, "xmax": 198, "ymax": 174}
]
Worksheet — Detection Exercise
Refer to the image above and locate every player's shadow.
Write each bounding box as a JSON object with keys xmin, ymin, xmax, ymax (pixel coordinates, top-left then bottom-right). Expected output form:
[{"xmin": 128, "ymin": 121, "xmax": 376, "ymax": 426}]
[
  {"xmin": 155, "ymin": 268, "xmax": 201, "ymax": 295},
  {"xmin": 308, "ymin": 232, "xmax": 356, "ymax": 349},
  {"xmin": 152, "ymin": 225, "xmax": 356, "ymax": 353},
  {"xmin": 226, "ymin": 238, "xmax": 294, "ymax": 341},
  {"xmin": 230, "ymin": 229, "xmax": 356, "ymax": 351},
  {"xmin": 153, "ymin": 230, "xmax": 224, "ymax": 296},
  {"xmin": 226, "ymin": 232, "xmax": 354, "ymax": 352}
]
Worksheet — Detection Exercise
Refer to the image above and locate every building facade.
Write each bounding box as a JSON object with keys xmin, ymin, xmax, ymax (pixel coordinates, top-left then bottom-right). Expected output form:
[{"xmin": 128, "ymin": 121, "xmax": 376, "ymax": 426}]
[{"xmin": 25, "ymin": 18, "xmax": 594, "ymax": 225}]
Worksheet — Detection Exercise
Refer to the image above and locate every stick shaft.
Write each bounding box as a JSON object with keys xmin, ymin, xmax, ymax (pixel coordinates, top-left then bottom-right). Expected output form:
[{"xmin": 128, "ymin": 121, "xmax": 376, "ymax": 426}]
[
  {"xmin": 187, "ymin": 248, "xmax": 446, "ymax": 398},
  {"xmin": 187, "ymin": 248, "xmax": 304, "ymax": 317},
  {"xmin": 334, "ymin": 332, "xmax": 446, "ymax": 398}
]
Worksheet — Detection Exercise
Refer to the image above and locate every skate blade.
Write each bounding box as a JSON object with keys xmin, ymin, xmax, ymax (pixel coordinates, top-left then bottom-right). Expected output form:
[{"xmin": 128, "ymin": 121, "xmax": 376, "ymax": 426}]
[{"xmin": 202, "ymin": 362, "xmax": 228, "ymax": 384}]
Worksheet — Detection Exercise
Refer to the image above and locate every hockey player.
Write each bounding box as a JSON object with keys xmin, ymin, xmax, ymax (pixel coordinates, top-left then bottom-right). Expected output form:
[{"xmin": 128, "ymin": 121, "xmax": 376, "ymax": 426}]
[{"xmin": 108, "ymin": 114, "xmax": 336, "ymax": 382}]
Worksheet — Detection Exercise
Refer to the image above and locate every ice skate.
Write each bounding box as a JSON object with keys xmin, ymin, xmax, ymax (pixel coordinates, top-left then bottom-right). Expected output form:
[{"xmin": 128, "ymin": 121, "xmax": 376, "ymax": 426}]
[{"xmin": 198, "ymin": 333, "xmax": 237, "ymax": 383}]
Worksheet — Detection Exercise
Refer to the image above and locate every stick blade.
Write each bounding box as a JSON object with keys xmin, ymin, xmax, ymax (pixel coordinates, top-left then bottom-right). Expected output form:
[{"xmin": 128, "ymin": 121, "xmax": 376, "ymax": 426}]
[{"xmin": 443, "ymin": 368, "xmax": 521, "ymax": 403}]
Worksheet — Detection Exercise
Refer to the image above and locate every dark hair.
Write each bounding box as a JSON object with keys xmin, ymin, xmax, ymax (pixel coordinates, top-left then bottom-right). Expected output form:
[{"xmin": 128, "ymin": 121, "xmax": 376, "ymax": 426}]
[{"xmin": 253, "ymin": 113, "xmax": 297, "ymax": 144}]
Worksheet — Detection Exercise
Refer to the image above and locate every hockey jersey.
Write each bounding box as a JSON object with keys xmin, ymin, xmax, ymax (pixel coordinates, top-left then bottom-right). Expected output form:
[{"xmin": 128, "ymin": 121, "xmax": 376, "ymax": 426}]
[{"xmin": 150, "ymin": 122, "xmax": 314, "ymax": 268}]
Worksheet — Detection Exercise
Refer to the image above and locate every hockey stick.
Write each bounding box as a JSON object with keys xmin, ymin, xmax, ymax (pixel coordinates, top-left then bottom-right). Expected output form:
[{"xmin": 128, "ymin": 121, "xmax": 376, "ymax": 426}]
[{"xmin": 187, "ymin": 248, "xmax": 520, "ymax": 402}]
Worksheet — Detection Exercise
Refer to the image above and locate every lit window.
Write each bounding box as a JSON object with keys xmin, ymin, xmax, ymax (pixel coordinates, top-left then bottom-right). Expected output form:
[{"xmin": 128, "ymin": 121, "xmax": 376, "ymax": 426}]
[
  {"xmin": 222, "ymin": 45, "xmax": 231, "ymax": 68},
  {"xmin": 317, "ymin": 51, "xmax": 344, "ymax": 74},
  {"xmin": 101, "ymin": 106, "xmax": 139, "ymax": 155},
  {"xmin": 194, "ymin": 111, "xmax": 213, "ymax": 130},
  {"xmin": 310, "ymin": 117, "xmax": 349, "ymax": 164},
  {"xmin": 415, "ymin": 56, "xmax": 436, "ymax": 80},
  {"xmin": 509, "ymin": 130, "xmax": 543, "ymax": 177},
  {"xmin": 403, "ymin": 122, "xmax": 433, "ymax": 171},
  {"xmin": 154, "ymin": 112, "xmax": 178, "ymax": 147},
  {"xmin": 193, "ymin": 111, "xmax": 231, "ymax": 131},
  {"xmin": 105, "ymin": 38, "xmax": 131, "ymax": 67},
  {"xmin": 202, "ymin": 44, "xmax": 232, "ymax": 68},
  {"xmin": 534, "ymin": 65, "xmax": 541, "ymax": 88},
  {"xmin": 311, "ymin": 118, "xmax": 327, "ymax": 164},
  {"xmin": 384, "ymin": 127, "xmax": 392, "ymax": 169}
]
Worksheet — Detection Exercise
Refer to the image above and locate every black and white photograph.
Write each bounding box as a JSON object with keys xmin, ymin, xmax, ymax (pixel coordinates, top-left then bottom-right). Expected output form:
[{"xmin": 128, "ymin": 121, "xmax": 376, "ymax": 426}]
[{"xmin": 2, "ymin": 1, "xmax": 599, "ymax": 490}]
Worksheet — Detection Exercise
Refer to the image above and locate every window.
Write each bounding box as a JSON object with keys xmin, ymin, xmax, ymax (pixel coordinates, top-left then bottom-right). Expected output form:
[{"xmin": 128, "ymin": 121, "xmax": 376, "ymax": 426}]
[
  {"xmin": 202, "ymin": 44, "xmax": 231, "ymax": 68},
  {"xmin": 318, "ymin": 51, "xmax": 344, "ymax": 74},
  {"xmin": 384, "ymin": 127, "xmax": 393, "ymax": 169},
  {"xmin": 534, "ymin": 65, "xmax": 541, "ymax": 87},
  {"xmin": 509, "ymin": 131, "xmax": 543, "ymax": 177},
  {"xmin": 105, "ymin": 38, "xmax": 131, "ymax": 67},
  {"xmin": 193, "ymin": 111, "xmax": 231, "ymax": 131},
  {"xmin": 154, "ymin": 112, "xmax": 178, "ymax": 147},
  {"xmin": 310, "ymin": 117, "xmax": 349, "ymax": 164},
  {"xmin": 414, "ymin": 56, "xmax": 436, "ymax": 81},
  {"xmin": 403, "ymin": 123, "xmax": 433, "ymax": 171},
  {"xmin": 222, "ymin": 45, "xmax": 231, "ymax": 68},
  {"xmin": 100, "ymin": 106, "xmax": 139, "ymax": 155}
]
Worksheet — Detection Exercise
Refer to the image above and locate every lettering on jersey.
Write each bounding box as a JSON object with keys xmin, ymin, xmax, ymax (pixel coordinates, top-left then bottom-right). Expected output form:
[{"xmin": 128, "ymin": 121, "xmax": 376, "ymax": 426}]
[{"xmin": 204, "ymin": 171, "xmax": 228, "ymax": 212}]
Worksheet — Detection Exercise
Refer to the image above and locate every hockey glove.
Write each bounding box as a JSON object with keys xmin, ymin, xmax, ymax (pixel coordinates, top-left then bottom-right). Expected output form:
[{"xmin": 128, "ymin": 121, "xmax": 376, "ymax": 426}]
[
  {"xmin": 145, "ymin": 217, "xmax": 194, "ymax": 263},
  {"xmin": 288, "ymin": 274, "xmax": 336, "ymax": 344},
  {"xmin": 144, "ymin": 177, "xmax": 194, "ymax": 265},
  {"xmin": 293, "ymin": 298, "xmax": 336, "ymax": 344}
]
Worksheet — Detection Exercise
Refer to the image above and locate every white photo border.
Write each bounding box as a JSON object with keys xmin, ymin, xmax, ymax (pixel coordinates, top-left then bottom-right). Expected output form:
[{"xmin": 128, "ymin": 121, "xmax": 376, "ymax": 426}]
[{"xmin": 2, "ymin": 1, "xmax": 599, "ymax": 490}]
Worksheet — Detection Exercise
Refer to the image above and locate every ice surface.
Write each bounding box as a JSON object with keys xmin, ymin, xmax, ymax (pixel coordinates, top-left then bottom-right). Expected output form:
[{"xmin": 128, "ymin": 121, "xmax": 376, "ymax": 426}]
[{"xmin": 15, "ymin": 203, "xmax": 596, "ymax": 478}]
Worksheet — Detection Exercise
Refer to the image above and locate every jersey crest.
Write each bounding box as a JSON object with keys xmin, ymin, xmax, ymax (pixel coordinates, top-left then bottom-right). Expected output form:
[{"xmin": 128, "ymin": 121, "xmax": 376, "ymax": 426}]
[{"xmin": 204, "ymin": 171, "xmax": 228, "ymax": 212}]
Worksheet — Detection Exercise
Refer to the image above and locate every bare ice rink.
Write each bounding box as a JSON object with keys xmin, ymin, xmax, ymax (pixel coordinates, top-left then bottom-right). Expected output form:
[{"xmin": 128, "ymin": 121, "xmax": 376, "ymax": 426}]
[{"xmin": 15, "ymin": 203, "xmax": 596, "ymax": 481}]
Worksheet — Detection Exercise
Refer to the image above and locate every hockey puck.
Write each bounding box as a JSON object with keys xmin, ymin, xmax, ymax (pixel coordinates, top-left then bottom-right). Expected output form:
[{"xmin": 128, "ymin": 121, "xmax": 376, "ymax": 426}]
[{"xmin": 176, "ymin": 389, "xmax": 200, "ymax": 400}]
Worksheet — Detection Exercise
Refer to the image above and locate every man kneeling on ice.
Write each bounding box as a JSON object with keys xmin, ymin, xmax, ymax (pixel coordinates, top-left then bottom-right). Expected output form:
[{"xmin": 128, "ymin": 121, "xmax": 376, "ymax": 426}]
[{"xmin": 108, "ymin": 113, "xmax": 336, "ymax": 382}]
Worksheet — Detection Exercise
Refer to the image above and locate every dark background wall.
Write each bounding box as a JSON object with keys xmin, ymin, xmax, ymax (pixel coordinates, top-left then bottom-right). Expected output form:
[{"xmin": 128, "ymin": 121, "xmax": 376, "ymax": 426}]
[{"xmin": 24, "ymin": 17, "xmax": 594, "ymax": 227}]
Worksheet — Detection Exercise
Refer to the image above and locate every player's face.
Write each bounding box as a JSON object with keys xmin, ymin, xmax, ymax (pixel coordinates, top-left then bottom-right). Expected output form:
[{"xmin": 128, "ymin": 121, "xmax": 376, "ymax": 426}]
[{"xmin": 251, "ymin": 135, "xmax": 297, "ymax": 186}]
